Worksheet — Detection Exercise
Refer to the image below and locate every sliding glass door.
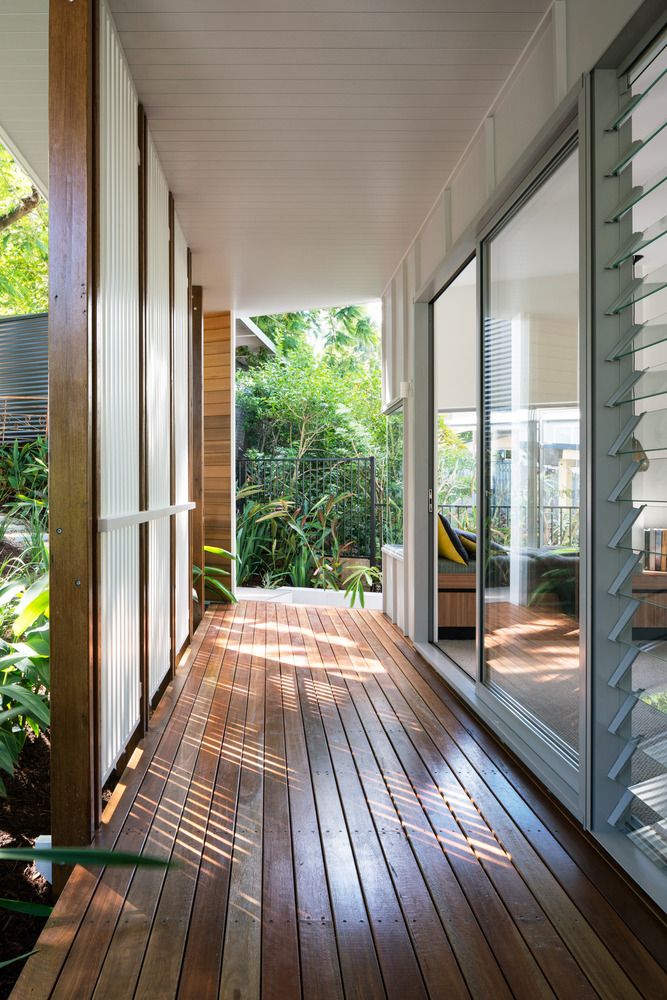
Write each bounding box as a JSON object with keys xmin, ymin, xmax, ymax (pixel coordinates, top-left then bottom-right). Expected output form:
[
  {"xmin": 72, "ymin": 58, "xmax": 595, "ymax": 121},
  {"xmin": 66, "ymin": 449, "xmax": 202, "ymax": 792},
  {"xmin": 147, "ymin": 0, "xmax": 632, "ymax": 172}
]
[
  {"xmin": 433, "ymin": 259, "xmax": 478, "ymax": 678},
  {"xmin": 481, "ymin": 146, "xmax": 581, "ymax": 762}
]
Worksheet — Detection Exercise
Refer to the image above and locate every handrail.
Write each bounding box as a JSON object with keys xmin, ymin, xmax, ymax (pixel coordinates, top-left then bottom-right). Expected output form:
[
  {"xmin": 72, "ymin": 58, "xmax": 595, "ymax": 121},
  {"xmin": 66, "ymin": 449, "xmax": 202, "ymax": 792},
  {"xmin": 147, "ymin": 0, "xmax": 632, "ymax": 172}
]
[{"xmin": 97, "ymin": 502, "xmax": 196, "ymax": 533}]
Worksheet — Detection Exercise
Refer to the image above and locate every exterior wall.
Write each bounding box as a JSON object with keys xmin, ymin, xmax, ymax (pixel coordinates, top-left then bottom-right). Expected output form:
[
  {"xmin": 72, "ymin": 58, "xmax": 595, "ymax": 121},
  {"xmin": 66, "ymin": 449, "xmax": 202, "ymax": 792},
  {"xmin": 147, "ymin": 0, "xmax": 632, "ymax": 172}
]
[
  {"xmin": 204, "ymin": 311, "xmax": 235, "ymax": 587},
  {"xmin": 381, "ymin": 0, "xmax": 643, "ymax": 640}
]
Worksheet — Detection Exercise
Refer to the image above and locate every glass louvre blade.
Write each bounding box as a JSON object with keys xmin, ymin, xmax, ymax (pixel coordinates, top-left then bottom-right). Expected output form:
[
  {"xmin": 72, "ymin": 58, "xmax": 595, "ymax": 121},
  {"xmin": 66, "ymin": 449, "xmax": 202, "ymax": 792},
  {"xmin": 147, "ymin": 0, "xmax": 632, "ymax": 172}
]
[
  {"xmin": 607, "ymin": 265, "xmax": 667, "ymax": 314},
  {"xmin": 606, "ymin": 218, "xmax": 667, "ymax": 269},
  {"xmin": 606, "ymin": 173, "xmax": 667, "ymax": 223},
  {"xmin": 607, "ymin": 31, "xmax": 667, "ymax": 881},
  {"xmin": 627, "ymin": 821, "xmax": 667, "ymax": 868},
  {"xmin": 611, "ymin": 318, "xmax": 667, "ymax": 357},
  {"xmin": 614, "ymin": 508, "xmax": 667, "ymax": 560},
  {"xmin": 617, "ymin": 408, "xmax": 667, "ymax": 452},
  {"xmin": 629, "ymin": 774, "xmax": 667, "ymax": 817},
  {"xmin": 618, "ymin": 576, "xmax": 667, "ymax": 612},
  {"xmin": 607, "ymin": 120, "xmax": 667, "ymax": 177},
  {"xmin": 608, "ymin": 61, "xmax": 667, "ymax": 131},
  {"xmin": 609, "ymin": 367, "xmax": 667, "ymax": 405},
  {"xmin": 618, "ymin": 635, "xmax": 667, "ymax": 666},
  {"xmin": 628, "ymin": 34, "xmax": 667, "ymax": 88}
]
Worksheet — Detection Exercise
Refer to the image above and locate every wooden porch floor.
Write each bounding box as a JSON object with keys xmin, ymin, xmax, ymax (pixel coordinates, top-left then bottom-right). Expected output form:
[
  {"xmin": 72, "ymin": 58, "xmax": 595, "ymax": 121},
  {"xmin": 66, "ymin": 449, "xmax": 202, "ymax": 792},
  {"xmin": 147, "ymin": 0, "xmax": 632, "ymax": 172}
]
[{"xmin": 13, "ymin": 602, "xmax": 667, "ymax": 999}]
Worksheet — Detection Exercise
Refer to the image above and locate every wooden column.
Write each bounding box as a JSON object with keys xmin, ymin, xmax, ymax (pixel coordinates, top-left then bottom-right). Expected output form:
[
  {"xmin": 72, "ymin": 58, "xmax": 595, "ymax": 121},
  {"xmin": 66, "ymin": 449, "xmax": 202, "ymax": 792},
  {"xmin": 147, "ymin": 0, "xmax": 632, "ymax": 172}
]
[
  {"xmin": 49, "ymin": 0, "xmax": 97, "ymax": 852},
  {"xmin": 191, "ymin": 287, "xmax": 205, "ymax": 623},
  {"xmin": 203, "ymin": 311, "xmax": 234, "ymax": 590}
]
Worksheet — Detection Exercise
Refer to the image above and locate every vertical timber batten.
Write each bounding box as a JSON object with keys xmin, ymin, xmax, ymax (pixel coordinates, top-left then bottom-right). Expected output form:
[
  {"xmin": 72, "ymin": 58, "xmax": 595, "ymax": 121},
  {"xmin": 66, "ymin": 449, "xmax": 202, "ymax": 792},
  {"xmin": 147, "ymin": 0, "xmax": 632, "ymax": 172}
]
[
  {"xmin": 168, "ymin": 193, "xmax": 176, "ymax": 679},
  {"xmin": 203, "ymin": 311, "xmax": 234, "ymax": 591},
  {"xmin": 49, "ymin": 0, "xmax": 97, "ymax": 851},
  {"xmin": 191, "ymin": 287, "xmax": 204, "ymax": 623}
]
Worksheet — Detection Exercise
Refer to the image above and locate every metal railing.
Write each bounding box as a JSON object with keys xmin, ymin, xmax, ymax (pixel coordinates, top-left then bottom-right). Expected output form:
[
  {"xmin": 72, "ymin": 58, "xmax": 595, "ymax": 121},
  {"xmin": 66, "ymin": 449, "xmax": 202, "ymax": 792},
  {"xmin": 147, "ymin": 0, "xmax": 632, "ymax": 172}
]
[
  {"xmin": 439, "ymin": 503, "xmax": 579, "ymax": 547},
  {"xmin": 237, "ymin": 456, "xmax": 379, "ymax": 564}
]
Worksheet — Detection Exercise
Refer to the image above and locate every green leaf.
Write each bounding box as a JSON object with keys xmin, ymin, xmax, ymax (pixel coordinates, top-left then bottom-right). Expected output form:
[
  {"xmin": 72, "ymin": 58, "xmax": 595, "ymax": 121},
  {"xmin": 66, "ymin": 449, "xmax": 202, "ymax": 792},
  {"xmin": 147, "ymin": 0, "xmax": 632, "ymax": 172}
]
[
  {"xmin": 0, "ymin": 706, "xmax": 25, "ymax": 728},
  {"xmin": 0, "ymin": 684, "xmax": 50, "ymax": 726},
  {"xmin": 0, "ymin": 948, "xmax": 39, "ymax": 970},
  {"xmin": 204, "ymin": 545, "xmax": 236, "ymax": 559},
  {"xmin": 0, "ymin": 898, "xmax": 52, "ymax": 916},
  {"xmin": 0, "ymin": 741, "xmax": 16, "ymax": 776},
  {"xmin": 13, "ymin": 575, "xmax": 49, "ymax": 638},
  {"xmin": 0, "ymin": 847, "xmax": 172, "ymax": 868},
  {"xmin": 205, "ymin": 579, "xmax": 237, "ymax": 603}
]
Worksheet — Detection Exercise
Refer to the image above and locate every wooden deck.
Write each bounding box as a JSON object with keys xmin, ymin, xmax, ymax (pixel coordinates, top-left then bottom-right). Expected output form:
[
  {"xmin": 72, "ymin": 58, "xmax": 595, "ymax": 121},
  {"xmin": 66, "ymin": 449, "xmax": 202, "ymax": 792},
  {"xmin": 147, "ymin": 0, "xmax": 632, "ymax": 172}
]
[{"xmin": 13, "ymin": 602, "xmax": 667, "ymax": 999}]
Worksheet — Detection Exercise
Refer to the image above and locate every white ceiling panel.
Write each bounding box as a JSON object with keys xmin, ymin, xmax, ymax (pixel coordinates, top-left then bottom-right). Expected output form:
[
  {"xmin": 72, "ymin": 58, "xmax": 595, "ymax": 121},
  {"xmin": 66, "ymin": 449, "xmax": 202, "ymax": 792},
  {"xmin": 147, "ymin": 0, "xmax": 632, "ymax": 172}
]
[
  {"xmin": 0, "ymin": 1, "xmax": 550, "ymax": 315},
  {"xmin": 111, "ymin": 0, "xmax": 548, "ymax": 313},
  {"xmin": 0, "ymin": 1, "xmax": 48, "ymax": 193}
]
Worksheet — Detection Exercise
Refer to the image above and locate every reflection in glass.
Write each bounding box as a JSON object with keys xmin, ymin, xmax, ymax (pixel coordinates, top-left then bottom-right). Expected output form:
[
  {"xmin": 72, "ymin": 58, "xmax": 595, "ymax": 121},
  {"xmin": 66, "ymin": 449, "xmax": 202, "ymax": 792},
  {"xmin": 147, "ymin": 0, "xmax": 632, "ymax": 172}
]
[
  {"xmin": 483, "ymin": 149, "xmax": 581, "ymax": 757},
  {"xmin": 384, "ymin": 407, "xmax": 404, "ymax": 547},
  {"xmin": 433, "ymin": 259, "xmax": 477, "ymax": 678}
]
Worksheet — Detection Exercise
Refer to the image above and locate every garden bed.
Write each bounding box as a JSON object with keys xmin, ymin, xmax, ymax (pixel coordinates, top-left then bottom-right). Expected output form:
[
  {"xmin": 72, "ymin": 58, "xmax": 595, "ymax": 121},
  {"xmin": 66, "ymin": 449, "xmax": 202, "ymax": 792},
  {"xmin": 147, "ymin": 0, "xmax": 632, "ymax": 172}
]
[{"xmin": 0, "ymin": 731, "xmax": 51, "ymax": 998}]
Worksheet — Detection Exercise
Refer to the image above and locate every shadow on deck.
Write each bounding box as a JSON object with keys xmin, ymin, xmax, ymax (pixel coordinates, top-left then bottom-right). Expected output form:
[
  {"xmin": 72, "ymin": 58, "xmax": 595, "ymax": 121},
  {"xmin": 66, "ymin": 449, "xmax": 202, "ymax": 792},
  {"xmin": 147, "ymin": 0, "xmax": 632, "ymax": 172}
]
[{"xmin": 12, "ymin": 601, "xmax": 667, "ymax": 998}]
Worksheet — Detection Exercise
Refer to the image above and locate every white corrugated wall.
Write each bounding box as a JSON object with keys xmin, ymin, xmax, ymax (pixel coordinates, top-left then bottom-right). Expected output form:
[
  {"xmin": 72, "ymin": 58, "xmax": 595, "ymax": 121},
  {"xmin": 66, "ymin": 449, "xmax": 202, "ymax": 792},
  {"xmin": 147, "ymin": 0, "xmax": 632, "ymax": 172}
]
[
  {"xmin": 97, "ymin": 0, "xmax": 140, "ymax": 781},
  {"xmin": 173, "ymin": 216, "xmax": 190, "ymax": 653},
  {"xmin": 146, "ymin": 128, "xmax": 172, "ymax": 698}
]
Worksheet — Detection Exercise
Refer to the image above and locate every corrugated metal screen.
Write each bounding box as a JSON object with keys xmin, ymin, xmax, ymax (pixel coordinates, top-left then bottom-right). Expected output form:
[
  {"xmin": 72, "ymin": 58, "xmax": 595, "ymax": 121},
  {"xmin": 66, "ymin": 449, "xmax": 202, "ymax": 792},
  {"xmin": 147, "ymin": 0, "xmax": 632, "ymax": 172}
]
[
  {"xmin": 173, "ymin": 216, "xmax": 190, "ymax": 652},
  {"xmin": 146, "ymin": 128, "xmax": 172, "ymax": 697},
  {"xmin": 97, "ymin": 0, "xmax": 140, "ymax": 781},
  {"xmin": 0, "ymin": 313, "xmax": 48, "ymax": 441}
]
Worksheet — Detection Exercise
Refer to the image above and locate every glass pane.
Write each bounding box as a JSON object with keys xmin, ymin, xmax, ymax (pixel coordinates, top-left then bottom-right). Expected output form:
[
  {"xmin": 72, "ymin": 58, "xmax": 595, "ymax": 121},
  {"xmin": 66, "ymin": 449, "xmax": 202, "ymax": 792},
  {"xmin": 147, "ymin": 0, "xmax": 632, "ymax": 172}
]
[
  {"xmin": 483, "ymin": 148, "xmax": 580, "ymax": 758},
  {"xmin": 433, "ymin": 258, "xmax": 477, "ymax": 679},
  {"xmin": 384, "ymin": 407, "xmax": 404, "ymax": 546}
]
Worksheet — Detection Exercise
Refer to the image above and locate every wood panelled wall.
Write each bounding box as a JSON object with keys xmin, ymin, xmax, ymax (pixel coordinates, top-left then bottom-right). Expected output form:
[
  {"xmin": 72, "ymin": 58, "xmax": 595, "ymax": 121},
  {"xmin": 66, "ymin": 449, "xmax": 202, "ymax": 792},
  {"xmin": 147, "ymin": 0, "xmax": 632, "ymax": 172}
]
[{"xmin": 203, "ymin": 312, "xmax": 234, "ymax": 584}]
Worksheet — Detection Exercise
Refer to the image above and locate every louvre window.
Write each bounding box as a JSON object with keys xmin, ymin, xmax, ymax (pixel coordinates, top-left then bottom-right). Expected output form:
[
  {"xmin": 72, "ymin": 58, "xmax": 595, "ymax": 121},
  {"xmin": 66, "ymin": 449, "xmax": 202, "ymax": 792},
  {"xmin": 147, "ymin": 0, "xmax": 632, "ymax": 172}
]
[{"xmin": 605, "ymin": 33, "xmax": 667, "ymax": 869}]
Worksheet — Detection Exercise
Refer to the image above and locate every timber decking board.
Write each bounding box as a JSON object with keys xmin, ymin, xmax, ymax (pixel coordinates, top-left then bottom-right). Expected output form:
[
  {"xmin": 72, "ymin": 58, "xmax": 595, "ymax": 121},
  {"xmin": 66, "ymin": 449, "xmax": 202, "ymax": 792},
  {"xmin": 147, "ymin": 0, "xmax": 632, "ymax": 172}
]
[{"xmin": 13, "ymin": 603, "xmax": 667, "ymax": 1000}]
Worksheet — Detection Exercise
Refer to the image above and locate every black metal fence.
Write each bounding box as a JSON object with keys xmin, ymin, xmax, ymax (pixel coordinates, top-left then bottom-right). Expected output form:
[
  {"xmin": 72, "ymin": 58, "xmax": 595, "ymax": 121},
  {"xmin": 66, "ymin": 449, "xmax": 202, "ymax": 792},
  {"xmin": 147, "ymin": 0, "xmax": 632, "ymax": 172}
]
[{"xmin": 237, "ymin": 456, "xmax": 379, "ymax": 564}]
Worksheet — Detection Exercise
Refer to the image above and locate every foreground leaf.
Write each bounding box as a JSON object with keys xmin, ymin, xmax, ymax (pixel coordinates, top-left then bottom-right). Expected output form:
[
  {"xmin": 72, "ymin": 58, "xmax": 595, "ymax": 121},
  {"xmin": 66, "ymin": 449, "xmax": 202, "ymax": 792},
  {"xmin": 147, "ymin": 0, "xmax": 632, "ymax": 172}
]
[
  {"xmin": 0, "ymin": 898, "xmax": 52, "ymax": 916},
  {"xmin": 0, "ymin": 847, "xmax": 172, "ymax": 868}
]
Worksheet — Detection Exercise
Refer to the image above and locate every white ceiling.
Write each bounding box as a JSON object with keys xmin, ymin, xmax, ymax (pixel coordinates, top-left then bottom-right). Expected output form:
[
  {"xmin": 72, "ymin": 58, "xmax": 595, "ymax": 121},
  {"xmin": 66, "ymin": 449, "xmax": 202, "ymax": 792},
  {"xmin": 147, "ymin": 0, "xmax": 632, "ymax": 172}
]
[
  {"xmin": 0, "ymin": 1, "xmax": 550, "ymax": 316},
  {"xmin": 0, "ymin": 3, "xmax": 48, "ymax": 195}
]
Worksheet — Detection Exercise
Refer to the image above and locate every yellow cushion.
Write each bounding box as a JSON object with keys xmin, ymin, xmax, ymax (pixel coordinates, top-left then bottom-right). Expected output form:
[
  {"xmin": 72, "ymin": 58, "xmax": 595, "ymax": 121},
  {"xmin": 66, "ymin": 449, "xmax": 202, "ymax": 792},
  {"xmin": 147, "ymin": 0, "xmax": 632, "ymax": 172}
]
[
  {"xmin": 438, "ymin": 516, "xmax": 467, "ymax": 564},
  {"xmin": 459, "ymin": 534, "xmax": 477, "ymax": 556}
]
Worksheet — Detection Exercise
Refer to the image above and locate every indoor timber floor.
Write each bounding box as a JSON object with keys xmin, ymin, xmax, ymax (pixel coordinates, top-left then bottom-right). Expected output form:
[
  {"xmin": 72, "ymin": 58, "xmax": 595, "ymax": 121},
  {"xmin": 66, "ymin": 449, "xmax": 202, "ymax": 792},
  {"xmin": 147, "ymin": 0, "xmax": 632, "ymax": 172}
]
[{"xmin": 13, "ymin": 602, "xmax": 667, "ymax": 999}]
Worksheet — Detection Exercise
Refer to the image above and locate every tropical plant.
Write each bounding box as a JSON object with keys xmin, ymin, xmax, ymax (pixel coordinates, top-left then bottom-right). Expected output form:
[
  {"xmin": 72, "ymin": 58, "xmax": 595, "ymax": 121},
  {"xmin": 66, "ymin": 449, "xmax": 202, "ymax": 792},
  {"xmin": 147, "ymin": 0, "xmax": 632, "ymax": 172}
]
[
  {"xmin": 343, "ymin": 564, "xmax": 383, "ymax": 608},
  {"xmin": 0, "ymin": 142, "xmax": 48, "ymax": 317},
  {"xmin": 0, "ymin": 568, "xmax": 49, "ymax": 795},
  {"xmin": 235, "ymin": 485, "xmax": 380, "ymax": 595},
  {"xmin": 193, "ymin": 545, "xmax": 237, "ymax": 604},
  {"xmin": 0, "ymin": 439, "xmax": 48, "ymax": 507}
]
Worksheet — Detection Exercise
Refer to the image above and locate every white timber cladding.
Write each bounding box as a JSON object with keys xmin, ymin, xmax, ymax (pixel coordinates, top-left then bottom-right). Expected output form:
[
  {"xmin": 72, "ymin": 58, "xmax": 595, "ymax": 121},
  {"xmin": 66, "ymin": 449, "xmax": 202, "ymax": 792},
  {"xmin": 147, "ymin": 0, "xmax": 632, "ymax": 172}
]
[
  {"xmin": 146, "ymin": 127, "xmax": 172, "ymax": 698},
  {"xmin": 173, "ymin": 216, "xmax": 190, "ymax": 652},
  {"xmin": 97, "ymin": 0, "xmax": 140, "ymax": 780}
]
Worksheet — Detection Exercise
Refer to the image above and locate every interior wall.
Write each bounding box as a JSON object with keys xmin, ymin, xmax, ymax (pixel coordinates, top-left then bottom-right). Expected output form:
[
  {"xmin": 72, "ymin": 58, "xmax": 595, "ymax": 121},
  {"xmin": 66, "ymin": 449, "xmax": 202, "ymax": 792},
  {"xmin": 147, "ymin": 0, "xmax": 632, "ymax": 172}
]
[
  {"xmin": 204, "ymin": 311, "xmax": 235, "ymax": 588},
  {"xmin": 381, "ymin": 0, "xmax": 641, "ymax": 639}
]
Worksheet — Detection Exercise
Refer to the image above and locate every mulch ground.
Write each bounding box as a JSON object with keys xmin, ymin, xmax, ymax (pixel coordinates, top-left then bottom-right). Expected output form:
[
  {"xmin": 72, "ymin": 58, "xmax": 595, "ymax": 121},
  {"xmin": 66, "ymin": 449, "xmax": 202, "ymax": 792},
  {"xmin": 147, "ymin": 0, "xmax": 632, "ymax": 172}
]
[{"xmin": 0, "ymin": 731, "xmax": 52, "ymax": 998}]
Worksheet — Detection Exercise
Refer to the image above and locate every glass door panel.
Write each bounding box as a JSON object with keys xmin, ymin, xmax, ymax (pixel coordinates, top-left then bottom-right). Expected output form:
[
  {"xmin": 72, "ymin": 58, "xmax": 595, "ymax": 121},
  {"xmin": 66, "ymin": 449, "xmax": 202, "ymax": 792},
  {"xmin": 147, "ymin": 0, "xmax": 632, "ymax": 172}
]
[
  {"xmin": 482, "ymin": 148, "xmax": 581, "ymax": 760},
  {"xmin": 433, "ymin": 259, "xmax": 478, "ymax": 678}
]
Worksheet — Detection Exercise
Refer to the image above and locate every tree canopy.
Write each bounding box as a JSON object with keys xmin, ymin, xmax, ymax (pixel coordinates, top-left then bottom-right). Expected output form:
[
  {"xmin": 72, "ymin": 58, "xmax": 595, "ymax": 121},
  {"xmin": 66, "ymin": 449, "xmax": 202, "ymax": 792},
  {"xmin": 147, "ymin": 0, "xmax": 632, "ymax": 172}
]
[
  {"xmin": 0, "ymin": 142, "xmax": 48, "ymax": 317},
  {"xmin": 237, "ymin": 306, "xmax": 383, "ymax": 462}
]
